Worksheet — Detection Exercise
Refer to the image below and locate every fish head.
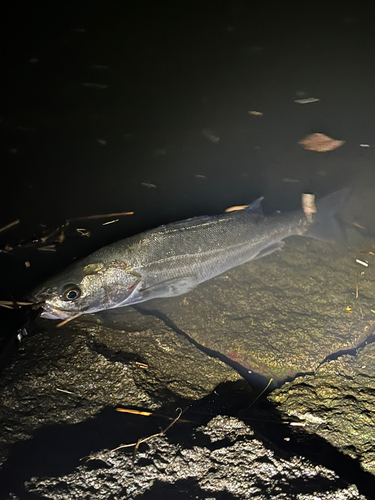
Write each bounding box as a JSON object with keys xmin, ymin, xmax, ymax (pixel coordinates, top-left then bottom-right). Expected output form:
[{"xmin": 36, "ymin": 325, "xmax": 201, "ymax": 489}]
[{"xmin": 31, "ymin": 259, "xmax": 141, "ymax": 319}]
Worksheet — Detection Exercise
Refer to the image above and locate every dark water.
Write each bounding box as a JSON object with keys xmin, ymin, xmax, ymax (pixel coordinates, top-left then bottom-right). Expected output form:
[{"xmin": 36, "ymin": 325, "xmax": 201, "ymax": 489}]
[
  {"xmin": 1, "ymin": 1, "xmax": 375, "ymax": 496},
  {"xmin": 2, "ymin": 1, "xmax": 375, "ymax": 298}
]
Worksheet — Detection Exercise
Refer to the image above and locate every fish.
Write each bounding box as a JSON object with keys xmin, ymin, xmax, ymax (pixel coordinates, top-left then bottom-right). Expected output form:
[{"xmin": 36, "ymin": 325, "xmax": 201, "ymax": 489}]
[{"xmin": 31, "ymin": 188, "xmax": 350, "ymax": 320}]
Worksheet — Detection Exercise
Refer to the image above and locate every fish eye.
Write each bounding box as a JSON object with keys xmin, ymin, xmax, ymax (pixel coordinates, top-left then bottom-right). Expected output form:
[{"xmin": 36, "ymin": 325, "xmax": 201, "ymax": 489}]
[{"xmin": 62, "ymin": 285, "xmax": 81, "ymax": 301}]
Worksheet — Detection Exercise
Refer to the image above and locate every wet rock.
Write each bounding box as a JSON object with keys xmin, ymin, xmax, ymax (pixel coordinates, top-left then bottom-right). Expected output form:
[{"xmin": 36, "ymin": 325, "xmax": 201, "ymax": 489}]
[
  {"xmin": 75, "ymin": 306, "xmax": 240, "ymax": 399},
  {"xmin": 23, "ymin": 416, "xmax": 365, "ymax": 499},
  {"xmin": 139, "ymin": 238, "xmax": 375, "ymax": 380},
  {"xmin": 269, "ymin": 342, "xmax": 375, "ymax": 475},
  {"xmin": 0, "ymin": 329, "xmax": 153, "ymax": 467},
  {"xmin": 0, "ymin": 309, "xmax": 239, "ymax": 468},
  {"xmin": 1, "ymin": 232, "xmax": 374, "ymax": 498}
]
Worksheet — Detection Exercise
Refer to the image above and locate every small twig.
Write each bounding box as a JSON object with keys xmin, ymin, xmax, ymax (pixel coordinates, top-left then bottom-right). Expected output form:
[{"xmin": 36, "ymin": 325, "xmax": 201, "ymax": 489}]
[
  {"xmin": 117, "ymin": 408, "xmax": 153, "ymax": 416},
  {"xmin": 0, "ymin": 219, "xmax": 20, "ymax": 233},
  {"xmin": 69, "ymin": 212, "xmax": 134, "ymax": 222},
  {"xmin": 135, "ymin": 362, "xmax": 148, "ymax": 369},
  {"xmin": 355, "ymin": 282, "xmax": 359, "ymax": 299},
  {"xmin": 56, "ymin": 388, "xmax": 77, "ymax": 395},
  {"xmin": 56, "ymin": 313, "xmax": 83, "ymax": 328},
  {"xmin": 0, "ymin": 300, "xmax": 34, "ymax": 306},
  {"xmin": 76, "ymin": 228, "xmax": 91, "ymax": 237},
  {"xmin": 0, "ymin": 303, "xmax": 15, "ymax": 310},
  {"xmin": 87, "ymin": 408, "xmax": 183, "ymax": 463},
  {"xmin": 102, "ymin": 219, "xmax": 119, "ymax": 225},
  {"xmin": 289, "ymin": 421, "xmax": 306, "ymax": 427},
  {"xmin": 356, "ymin": 259, "xmax": 368, "ymax": 268},
  {"xmin": 116, "ymin": 407, "xmax": 193, "ymax": 423},
  {"xmin": 248, "ymin": 378, "xmax": 274, "ymax": 409},
  {"xmin": 37, "ymin": 245, "xmax": 57, "ymax": 252}
]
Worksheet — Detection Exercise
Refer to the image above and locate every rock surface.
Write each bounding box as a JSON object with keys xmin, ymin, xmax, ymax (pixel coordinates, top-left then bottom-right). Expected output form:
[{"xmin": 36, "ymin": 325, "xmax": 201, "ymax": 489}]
[
  {"xmin": 19, "ymin": 417, "xmax": 369, "ymax": 499},
  {"xmin": 139, "ymin": 237, "xmax": 375, "ymax": 380},
  {"xmin": 1, "ymin": 237, "xmax": 375, "ymax": 498},
  {"xmin": 270, "ymin": 342, "xmax": 375, "ymax": 476}
]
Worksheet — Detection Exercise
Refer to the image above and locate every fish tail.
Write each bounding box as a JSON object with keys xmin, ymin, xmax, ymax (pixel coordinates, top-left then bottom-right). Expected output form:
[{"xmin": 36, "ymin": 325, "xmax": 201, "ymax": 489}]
[{"xmin": 304, "ymin": 188, "xmax": 351, "ymax": 242}]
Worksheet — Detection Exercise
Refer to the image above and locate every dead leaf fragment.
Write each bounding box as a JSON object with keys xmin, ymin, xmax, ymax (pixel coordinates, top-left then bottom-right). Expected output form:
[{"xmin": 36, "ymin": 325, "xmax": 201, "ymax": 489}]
[
  {"xmin": 302, "ymin": 193, "xmax": 316, "ymax": 221},
  {"xmin": 225, "ymin": 205, "xmax": 249, "ymax": 213},
  {"xmin": 299, "ymin": 133, "xmax": 345, "ymax": 152},
  {"xmin": 294, "ymin": 97, "xmax": 320, "ymax": 104}
]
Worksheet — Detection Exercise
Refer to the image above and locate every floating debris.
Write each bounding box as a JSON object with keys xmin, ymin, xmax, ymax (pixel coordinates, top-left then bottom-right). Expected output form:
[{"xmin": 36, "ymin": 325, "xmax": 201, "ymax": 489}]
[
  {"xmin": 194, "ymin": 174, "xmax": 206, "ymax": 180},
  {"xmin": 1, "ymin": 245, "xmax": 13, "ymax": 253},
  {"xmin": 69, "ymin": 212, "xmax": 133, "ymax": 222},
  {"xmin": 76, "ymin": 228, "xmax": 91, "ymax": 237},
  {"xmin": 56, "ymin": 313, "xmax": 82, "ymax": 328},
  {"xmin": 37, "ymin": 245, "xmax": 57, "ymax": 252},
  {"xmin": 39, "ymin": 226, "xmax": 66, "ymax": 245},
  {"xmin": 0, "ymin": 219, "xmax": 20, "ymax": 233},
  {"xmin": 116, "ymin": 408, "xmax": 152, "ymax": 416},
  {"xmin": 102, "ymin": 219, "xmax": 119, "ymax": 226},
  {"xmin": 24, "ymin": 261, "xmax": 31, "ymax": 268},
  {"xmin": 225, "ymin": 205, "xmax": 250, "ymax": 213},
  {"xmin": 202, "ymin": 128, "xmax": 220, "ymax": 143},
  {"xmin": 359, "ymin": 144, "xmax": 370, "ymax": 148},
  {"xmin": 0, "ymin": 303, "xmax": 14, "ymax": 310},
  {"xmin": 302, "ymin": 193, "xmax": 316, "ymax": 221},
  {"xmin": 97, "ymin": 138, "xmax": 107, "ymax": 145},
  {"xmin": 141, "ymin": 182, "xmax": 157, "ymax": 189},
  {"xmin": 248, "ymin": 110, "xmax": 263, "ymax": 116},
  {"xmin": 294, "ymin": 97, "xmax": 320, "ymax": 104},
  {"xmin": 0, "ymin": 300, "xmax": 34, "ymax": 309},
  {"xmin": 90, "ymin": 408, "xmax": 183, "ymax": 463},
  {"xmin": 355, "ymin": 259, "xmax": 368, "ymax": 268},
  {"xmin": 299, "ymin": 133, "xmax": 345, "ymax": 152}
]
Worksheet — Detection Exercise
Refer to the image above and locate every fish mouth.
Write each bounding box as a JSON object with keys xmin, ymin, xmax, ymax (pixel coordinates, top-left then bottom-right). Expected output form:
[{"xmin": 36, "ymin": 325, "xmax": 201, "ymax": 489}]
[
  {"xmin": 39, "ymin": 303, "xmax": 74, "ymax": 320},
  {"xmin": 27, "ymin": 293, "xmax": 70, "ymax": 320}
]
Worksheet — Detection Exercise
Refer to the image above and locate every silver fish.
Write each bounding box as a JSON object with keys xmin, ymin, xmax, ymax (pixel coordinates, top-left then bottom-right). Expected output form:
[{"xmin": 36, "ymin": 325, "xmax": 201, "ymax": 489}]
[{"xmin": 31, "ymin": 189, "xmax": 349, "ymax": 319}]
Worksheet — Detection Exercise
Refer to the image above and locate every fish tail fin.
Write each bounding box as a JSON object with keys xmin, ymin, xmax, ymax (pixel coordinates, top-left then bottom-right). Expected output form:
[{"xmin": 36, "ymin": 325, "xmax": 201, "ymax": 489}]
[{"xmin": 304, "ymin": 188, "xmax": 351, "ymax": 242}]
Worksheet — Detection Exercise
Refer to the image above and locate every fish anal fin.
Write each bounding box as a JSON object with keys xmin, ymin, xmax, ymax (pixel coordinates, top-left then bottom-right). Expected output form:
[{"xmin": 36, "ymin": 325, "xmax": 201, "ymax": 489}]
[
  {"xmin": 140, "ymin": 276, "xmax": 198, "ymax": 299},
  {"xmin": 253, "ymin": 241, "xmax": 285, "ymax": 260}
]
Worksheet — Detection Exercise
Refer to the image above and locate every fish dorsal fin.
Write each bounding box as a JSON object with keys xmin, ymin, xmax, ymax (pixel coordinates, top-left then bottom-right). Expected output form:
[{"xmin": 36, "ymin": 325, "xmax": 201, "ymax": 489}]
[{"xmin": 245, "ymin": 197, "xmax": 264, "ymax": 214}]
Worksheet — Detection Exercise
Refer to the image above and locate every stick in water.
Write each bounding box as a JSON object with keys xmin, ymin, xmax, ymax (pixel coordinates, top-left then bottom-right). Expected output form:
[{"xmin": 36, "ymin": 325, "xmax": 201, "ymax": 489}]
[
  {"xmin": 0, "ymin": 219, "xmax": 20, "ymax": 233},
  {"xmin": 56, "ymin": 313, "xmax": 83, "ymax": 328}
]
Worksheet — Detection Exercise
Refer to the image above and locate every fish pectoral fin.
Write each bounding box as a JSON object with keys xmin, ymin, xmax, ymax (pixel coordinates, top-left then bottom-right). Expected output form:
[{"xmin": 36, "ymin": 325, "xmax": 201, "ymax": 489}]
[
  {"xmin": 139, "ymin": 277, "xmax": 199, "ymax": 299},
  {"xmin": 253, "ymin": 241, "xmax": 285, "ymax": 260}
]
